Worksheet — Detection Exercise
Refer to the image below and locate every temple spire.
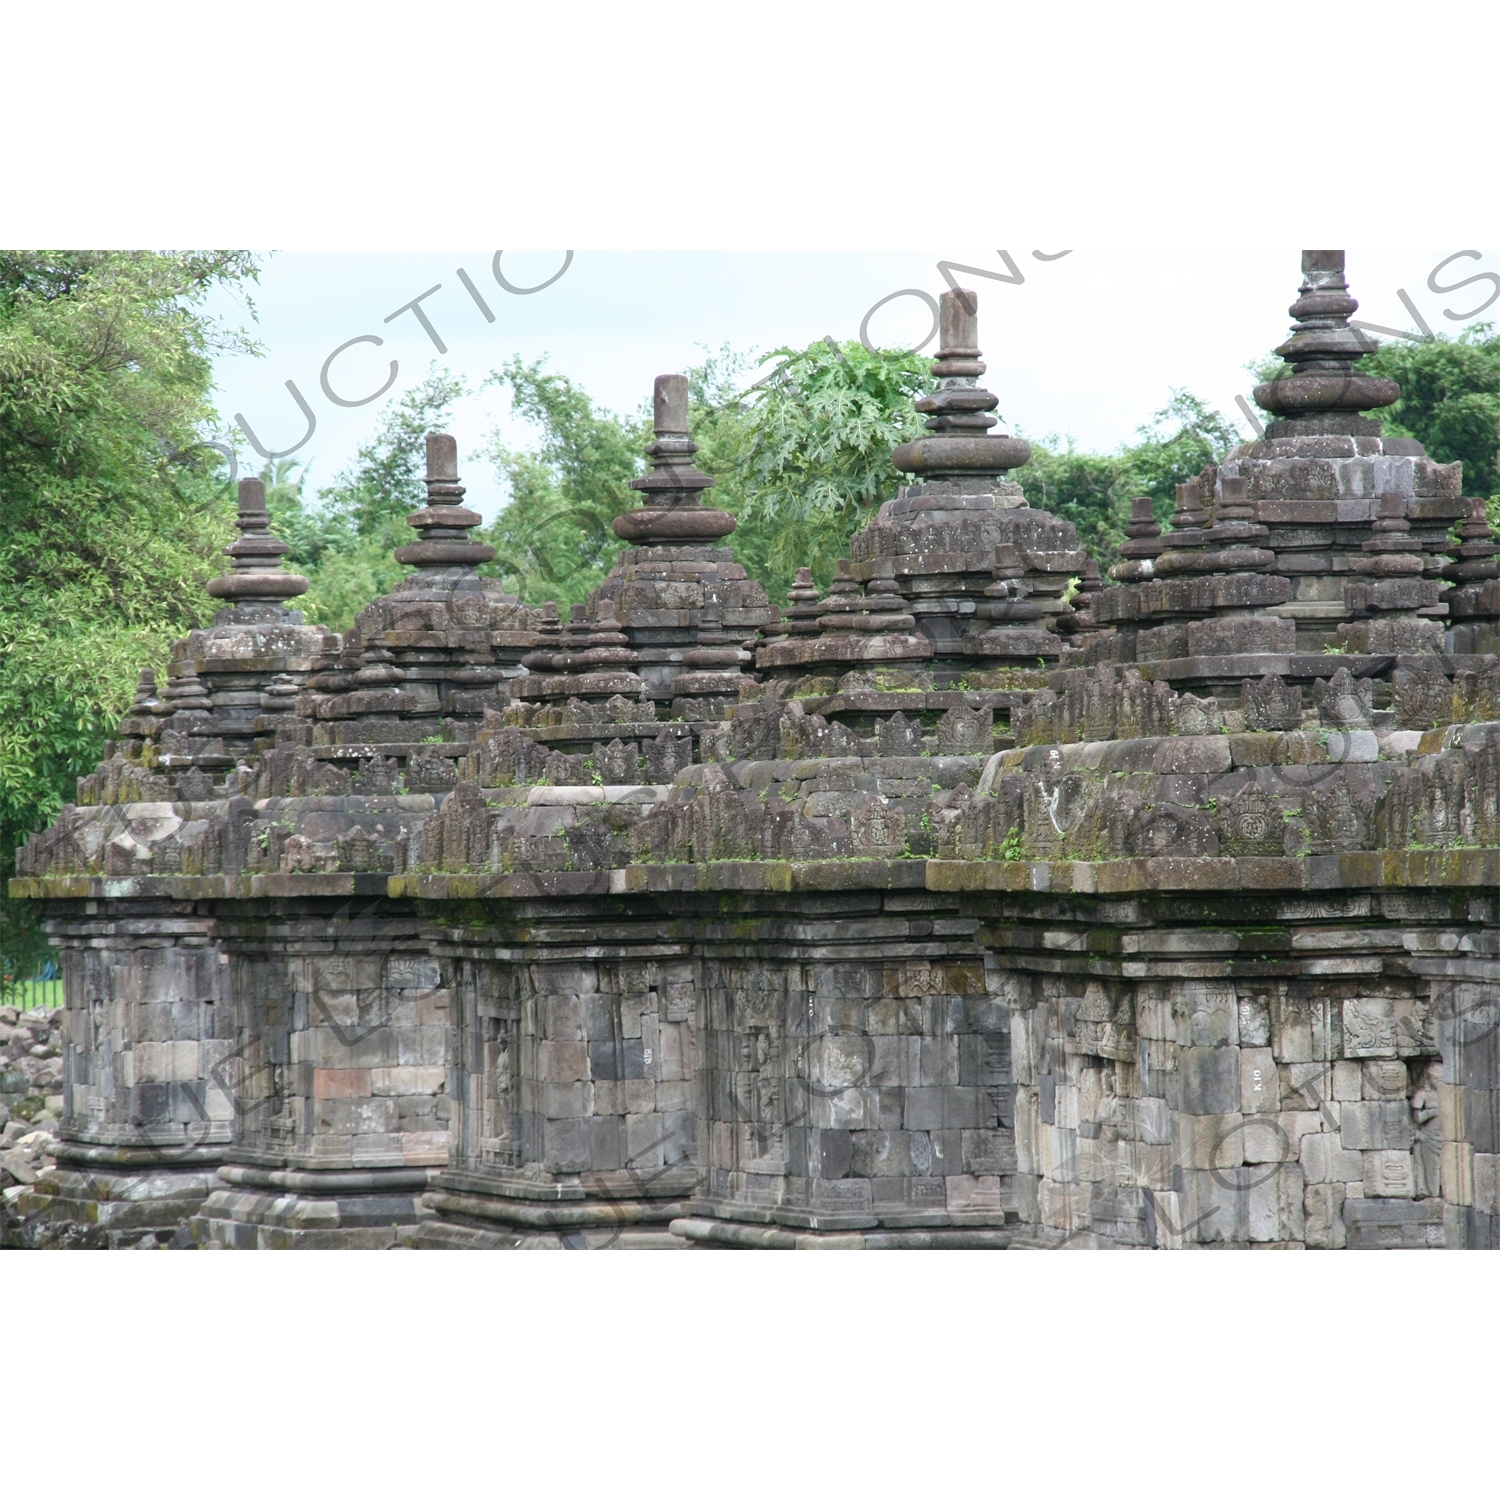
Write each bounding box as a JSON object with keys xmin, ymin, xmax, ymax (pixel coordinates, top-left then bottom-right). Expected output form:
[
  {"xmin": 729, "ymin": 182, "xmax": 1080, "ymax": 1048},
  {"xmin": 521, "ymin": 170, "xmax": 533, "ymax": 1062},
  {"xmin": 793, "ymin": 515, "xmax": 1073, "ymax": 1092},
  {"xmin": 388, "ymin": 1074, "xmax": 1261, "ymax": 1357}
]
[
  {"xmin": 891, "ymin": 289, "xmax": 1031, "ymax": 481},
  {"xmin": 206, "ymin": 476, "xmax": 309, "ymax": 611},
  {"xmin": 613, "ymin": 375, "xmax": 735, "ymax": 543},
  {"xmin": 1253, "ymin": 251, "xmax": 1401, "ymax": 437},
  {"xmin": 394, "ymin": 434, "xmax": 496, "ymax": 571}
]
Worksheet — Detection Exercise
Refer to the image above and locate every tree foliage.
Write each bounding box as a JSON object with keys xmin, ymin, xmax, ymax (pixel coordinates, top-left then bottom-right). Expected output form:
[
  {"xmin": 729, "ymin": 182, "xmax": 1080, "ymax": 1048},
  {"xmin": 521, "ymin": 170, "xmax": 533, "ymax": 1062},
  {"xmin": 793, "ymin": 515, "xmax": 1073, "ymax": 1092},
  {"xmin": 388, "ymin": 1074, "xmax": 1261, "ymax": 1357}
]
[
  {"xmin": 678, "ymin": 345, "xmax": 771, "ymax": 586},
  {"xmin": 266, "ymin": 370, "xmax": 465, "ymax": 630},
  {"xmin": 730, "ymin": 339, "xmax": 931, "ymax": 594},
  {"xmin": 0, "ymin": 250, "xmax": 257, "ymax": 984},
  {"xmin": 1358, "ymin": 323, "xmax": 1500, "ymax": 503},
  {"xmin": 478, "ymin": 340, "xmax": 932, "ymax": 609},
  {"xmin": 1014, "ymin": 441, "xmax": 1123, "ymax": 563},
  {"xmin": 1017, "ymin": 390, "xmax": 1246, "ymax": 569},
  {"xmin": 479, "ymin": 357, "xmax": 646, "ymax": 609}
]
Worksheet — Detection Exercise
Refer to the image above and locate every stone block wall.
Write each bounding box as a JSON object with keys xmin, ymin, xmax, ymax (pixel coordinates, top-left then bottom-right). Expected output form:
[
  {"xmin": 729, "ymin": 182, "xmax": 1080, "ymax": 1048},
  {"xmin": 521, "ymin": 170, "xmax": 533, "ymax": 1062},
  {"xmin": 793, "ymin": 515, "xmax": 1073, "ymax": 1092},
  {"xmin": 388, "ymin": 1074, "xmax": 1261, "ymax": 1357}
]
[
  {"xmin": 444, "ymin": 950, "xmax": 699, "ymax": 1193},
  {"xmin": 214, "ymin": 910, "xmax": 448, "ymax": 1171},
  {"xmin": 9, "ymin": 908, "xmax": 236, "ymax": 1246},
  {"xmin": 180, "ymin": 906, "xmax": 450, "ymax": 1248},
  {"xmin": 1437, "ymin": 976, "xmax": 1500, "ymax": 1248},
  {"xmin": 51, "ymin": 909, "xmax": 233, "ymax": 1151},
  {"xmin": 417, "ymin": 929, "xmax": 699, "ymax": 1245},
  {"xmin": 695, "ymin": 952, "xmax": 1014, "ymax": 1232},
  {"xmin": 995, "ymin": 889, "xmax": 1498, "ymax": 1249},
  {"xmin": 411, "ymin": 888, "xmax": 1023, "ymax": 1248}
]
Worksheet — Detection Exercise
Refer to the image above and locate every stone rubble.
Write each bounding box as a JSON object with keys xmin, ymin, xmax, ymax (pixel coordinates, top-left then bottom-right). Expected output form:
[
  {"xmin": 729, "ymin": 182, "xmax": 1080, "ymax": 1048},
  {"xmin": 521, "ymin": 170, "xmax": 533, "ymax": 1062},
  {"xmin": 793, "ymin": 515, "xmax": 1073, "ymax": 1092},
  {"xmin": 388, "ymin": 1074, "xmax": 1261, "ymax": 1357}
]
[
  {"xmin": 0, "ymin": 1004, "xmax": 63, "ymax": 1127},
  {"xmin": 0, "ymin": 1006, "xmax": 64, "ymax": 1244}
]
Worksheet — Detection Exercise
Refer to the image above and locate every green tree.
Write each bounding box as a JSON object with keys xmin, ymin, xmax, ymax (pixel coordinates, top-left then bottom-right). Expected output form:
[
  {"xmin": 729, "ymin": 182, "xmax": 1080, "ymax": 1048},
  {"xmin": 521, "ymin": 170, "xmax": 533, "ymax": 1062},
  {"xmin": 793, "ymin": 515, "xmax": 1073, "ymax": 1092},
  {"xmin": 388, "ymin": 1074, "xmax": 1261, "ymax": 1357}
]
[
  {"xmin": 259, "ymin": 455, "xmax": 309, "ymax": 512},
  {"xmin": 0, "ymin": 250, "xmax": 257, "ymax": 987},
  {"xmin": 731, "ymin": 339, "xmax": 931, "ymax": 595},
  {"xmin": 1118, "ymin": 391, "xmax": 1245, "ymax": 525},
  {"xmin": 479, "ymin": 357, "xmax": 647, "ymax": 609},
  {"xmin": 680, "ymin": 343, "xmax": 767, "ymax": 582},
  {"xmin": 268, "ymin": 370, "xmax": 465, "ymax": 630},
  {"xmin": 1013, "ymin": 441, "xmax": 1124, "ymax": 564},
  {"xmin": 1017, "ymin": 390, "xmax": 1245, "ymax": 570},
  {"xmin": 1358, "ymin": 324, "xmax": 1500, "ymax": 505}
]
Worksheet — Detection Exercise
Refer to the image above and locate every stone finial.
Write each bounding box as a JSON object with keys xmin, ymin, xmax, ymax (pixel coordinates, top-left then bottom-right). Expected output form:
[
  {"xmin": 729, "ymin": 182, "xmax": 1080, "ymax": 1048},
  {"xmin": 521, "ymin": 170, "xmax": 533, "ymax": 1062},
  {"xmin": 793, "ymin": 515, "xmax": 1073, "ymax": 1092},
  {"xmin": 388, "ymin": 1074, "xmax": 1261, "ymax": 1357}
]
[
  {"xmin": 923, "ymin": 292, "xmax": 992, "ymax": 431},
  {"xmin": 614, "ymin": 375, "xmax": 735, "ymax": 544},
  {"xmin": 1168, "ymin": 476, "xmax": 1211, "ymax": 533},
  {"xmin": 653, "ymin": 372, "xmax": 691, "ymax": 435},
  {"xmin": 394, "ymin": 434, "xmax": 497, "ymax": 570},
  {"xmin": 584, "ymin": 600, "xmax": 637, "ymax": 658},
  {"xmin": 1215, "ymin": 475, "xmax": 1255, "ymax": 524},
  {"xmin": 1146, "ymin": 478, "xmax": 1213, "ymax": 581},
  {"xmin": 815, "ymin": 561, "xmax": 916, "ymax": 634},
  {"xmin": 206, "ymin": 477, "xmax": 310, "ymax": 606},
  {"xmin": 161, "ymin": 660, "xmax": 212, "ymax": 716},
  {"xmin": 129, "ymin": 669, "xmax": 159, "ymax": 714},
  {"xmin": 563, "ymin": 602, "xmax": 593, "ymax": 646},
  {"xmin": 1445, "ymin": 503, "xmax": 1500, "ymax": 650},
  {"xmin": 782, "ymin": 568, "xmax": 824, "ymax": 637},
  {"xmin": 1252, "ymin": 251, "xmax": 1401, "ymax": 435},
  {"xmin": 891, "ymin": 290, "xmax": 1032, "ymax": 480},
  {"xmin": 259, "ymin": 673, "xmax": 301, "ymax": 713},
  {"xmin": 1110, "ymin": 495, "xmax": 1165, "ymax": 582},
  {"xmin": 353, "ymin": 635, "xmax": 404, "ymax": 686},
  {"xmin": 1126, "ymin": 495, "xmax": 1162, "ymax": 542},
  {"xmin": 1446, "ymin": 497, "xmax": 1499, "ymax": 585}
]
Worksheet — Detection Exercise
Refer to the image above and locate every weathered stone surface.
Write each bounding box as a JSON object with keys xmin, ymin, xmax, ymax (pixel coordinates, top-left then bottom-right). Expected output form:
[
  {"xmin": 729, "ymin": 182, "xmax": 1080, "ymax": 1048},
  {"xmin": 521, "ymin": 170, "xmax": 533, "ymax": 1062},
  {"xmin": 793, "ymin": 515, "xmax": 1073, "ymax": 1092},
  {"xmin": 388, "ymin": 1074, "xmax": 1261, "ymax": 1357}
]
[{"xmin": 8, "ymin": 256, "xmax": 1500, "ymax": 1251}]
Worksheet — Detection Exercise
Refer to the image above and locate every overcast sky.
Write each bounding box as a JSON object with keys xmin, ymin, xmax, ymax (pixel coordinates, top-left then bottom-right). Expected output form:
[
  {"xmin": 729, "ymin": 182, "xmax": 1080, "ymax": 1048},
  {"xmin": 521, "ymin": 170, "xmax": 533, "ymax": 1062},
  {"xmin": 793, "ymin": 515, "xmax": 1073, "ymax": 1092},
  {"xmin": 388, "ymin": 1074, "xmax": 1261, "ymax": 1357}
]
[{"xmin": 206, "ymin": 246, "xmax": 1500, "ymax": 522}]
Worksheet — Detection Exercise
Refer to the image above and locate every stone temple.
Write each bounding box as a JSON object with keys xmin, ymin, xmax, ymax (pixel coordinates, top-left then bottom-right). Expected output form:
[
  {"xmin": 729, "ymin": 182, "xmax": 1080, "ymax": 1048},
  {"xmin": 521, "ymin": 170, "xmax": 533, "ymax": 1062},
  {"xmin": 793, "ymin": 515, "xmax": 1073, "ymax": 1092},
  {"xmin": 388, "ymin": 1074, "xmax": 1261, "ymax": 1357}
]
[{"xmin": 8, "ymin": 251, "xmax": 1499, "ymax": 1249}]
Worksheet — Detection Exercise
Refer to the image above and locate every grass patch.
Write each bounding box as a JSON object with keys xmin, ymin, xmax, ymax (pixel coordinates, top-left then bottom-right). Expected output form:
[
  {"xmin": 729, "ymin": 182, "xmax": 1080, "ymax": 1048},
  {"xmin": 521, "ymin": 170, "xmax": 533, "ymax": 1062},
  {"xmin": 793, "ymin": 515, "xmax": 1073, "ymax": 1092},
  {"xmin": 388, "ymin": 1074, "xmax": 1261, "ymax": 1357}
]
[{"xmin": 3, "ymin": 977, "xmax": 62, "ymax": 1009}]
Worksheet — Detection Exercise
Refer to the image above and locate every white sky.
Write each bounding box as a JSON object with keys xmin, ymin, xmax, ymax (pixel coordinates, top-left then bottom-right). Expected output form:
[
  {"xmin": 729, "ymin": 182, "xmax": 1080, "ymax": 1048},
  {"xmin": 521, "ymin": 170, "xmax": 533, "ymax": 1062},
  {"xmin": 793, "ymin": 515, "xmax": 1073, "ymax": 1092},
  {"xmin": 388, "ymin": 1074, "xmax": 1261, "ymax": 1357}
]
[{"xmin": 205, "ymin": 246, "xmax": 1500, "ymax": 522}]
